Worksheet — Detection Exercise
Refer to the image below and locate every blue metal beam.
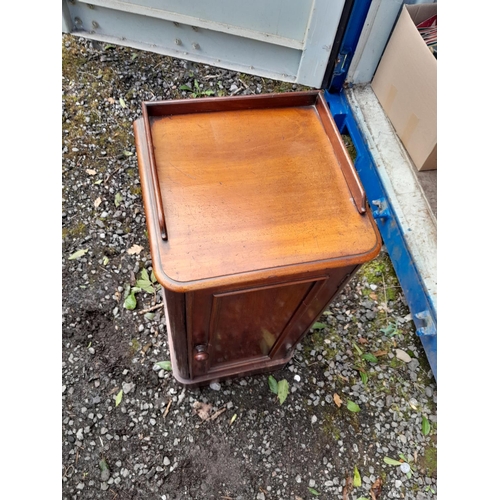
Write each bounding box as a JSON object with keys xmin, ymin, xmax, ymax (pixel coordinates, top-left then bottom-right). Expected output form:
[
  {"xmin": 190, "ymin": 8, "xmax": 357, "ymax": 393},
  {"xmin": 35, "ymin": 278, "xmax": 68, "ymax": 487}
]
[
  {"xmin": 328, "ymin": 0, "xmax": 373, "ymax": 92},
  {"xmin": 324, "ymin": 89, "xmax": 437, "ymax": 380}
]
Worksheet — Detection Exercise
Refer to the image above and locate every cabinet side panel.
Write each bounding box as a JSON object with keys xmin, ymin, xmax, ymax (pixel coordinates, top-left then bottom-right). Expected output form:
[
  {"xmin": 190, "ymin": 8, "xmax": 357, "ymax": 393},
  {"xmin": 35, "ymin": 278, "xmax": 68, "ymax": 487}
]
[{"xmin": 162, "ymin": 288, "xmax": 190, "ymax": 380}]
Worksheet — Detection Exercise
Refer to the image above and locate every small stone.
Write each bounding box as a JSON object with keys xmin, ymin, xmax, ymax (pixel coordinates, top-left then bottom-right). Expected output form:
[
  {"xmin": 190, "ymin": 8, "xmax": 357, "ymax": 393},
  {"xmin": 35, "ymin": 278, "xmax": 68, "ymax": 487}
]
[
  {"xmin": 311, "ymin": 415, "xmax": 317, "ymax": 424},
  {"xmin": 101, "ymin": 483, "xmax": 109, "ymax": 491},
  {"xmin": 324, "ymin": 480, "xmax": 334, "ymax": 487},
  {"xmin": 210, "ymin": 382, "xmax": 221, "ymax": 391},
  {"xmin": 395, "ymin": 480, "xmax": 402, "ymax": 488},
  {"xmin": 309, "ymin": 479, "xmax": 316, "ymax": 487},
  {"xmin": 101, "ymin": 468, "xmax": 110, "ymax": 482},
  {"xmin": 123, "ymin": 382, "xmax": 135, "ymax": 394},
  {"xmin": 370, "ymin": 284, "xmax": 377, "ymax": 290},
  {"xmin": 76, "ymin": 482, "xmax": 84, "ymax": 490},
  {"xmin": 395, "ymin": 349, "xmax": 412, "ymax": 363},
  {"xmin": 295, "ymin": 475, "xmax": 301, "ymax": 483},
  {"xmin": 257, "ymin": 493, "xmax": 265, "ymax": 500},
  {"xmin": 408, "ymin": 358, "xmax": 420, "ymax": 371},
  {"xmin": 163, "ymin": 456, "xmax": 171, "ymax": 466},
  {"xmin": 294, "ymin": 374, "xmax": 301, "ymax": 382}
]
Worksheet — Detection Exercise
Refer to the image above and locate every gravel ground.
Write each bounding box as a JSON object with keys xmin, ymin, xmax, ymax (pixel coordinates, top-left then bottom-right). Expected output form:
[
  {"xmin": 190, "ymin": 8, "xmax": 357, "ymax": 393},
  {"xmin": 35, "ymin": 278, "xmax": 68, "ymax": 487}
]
[{"xmin": 62, "ymin": 34, "xmax": 437, "ymax": 500}]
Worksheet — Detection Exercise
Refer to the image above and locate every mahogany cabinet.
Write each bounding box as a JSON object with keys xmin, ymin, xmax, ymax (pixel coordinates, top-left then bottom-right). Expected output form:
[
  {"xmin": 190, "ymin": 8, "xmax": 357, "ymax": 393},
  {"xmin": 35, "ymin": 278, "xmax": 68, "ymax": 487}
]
[{"xmin": 133, "ymin": 91, "xmax": 381, "ymax": 386}]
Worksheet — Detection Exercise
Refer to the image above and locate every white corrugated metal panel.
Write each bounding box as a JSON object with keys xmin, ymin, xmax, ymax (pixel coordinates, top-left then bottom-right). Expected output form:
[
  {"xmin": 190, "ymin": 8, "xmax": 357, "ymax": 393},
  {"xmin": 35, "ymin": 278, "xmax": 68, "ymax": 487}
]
[{"xmin": 62, "ymin": 0, "xmax": 346, "ymax": 88}]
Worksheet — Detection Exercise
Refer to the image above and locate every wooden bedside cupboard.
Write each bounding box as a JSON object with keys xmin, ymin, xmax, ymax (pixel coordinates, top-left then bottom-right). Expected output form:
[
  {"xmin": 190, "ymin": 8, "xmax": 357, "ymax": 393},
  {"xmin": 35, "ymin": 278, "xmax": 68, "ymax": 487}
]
[{"xmin": 133, "ymin": 91, "xmax": 381, "ymax": 386}]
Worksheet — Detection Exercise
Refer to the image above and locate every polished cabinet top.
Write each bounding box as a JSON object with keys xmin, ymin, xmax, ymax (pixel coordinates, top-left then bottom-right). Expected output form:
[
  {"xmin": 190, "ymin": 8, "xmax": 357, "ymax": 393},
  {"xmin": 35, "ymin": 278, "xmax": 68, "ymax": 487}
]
[{"xmin": 134, "ymin": 92, "xmax": 381, "ymax": 291}]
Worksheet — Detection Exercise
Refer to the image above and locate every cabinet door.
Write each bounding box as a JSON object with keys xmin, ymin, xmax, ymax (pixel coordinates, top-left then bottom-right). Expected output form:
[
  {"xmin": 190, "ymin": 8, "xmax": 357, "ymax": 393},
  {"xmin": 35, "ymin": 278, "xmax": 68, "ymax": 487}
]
[
  {"xmin": 188, "ymin": 277, "xmax": 329, "ymax": 378},
  {"xmin": 188, "ymin": 266, "xmax": 360, "ymax": 380}
]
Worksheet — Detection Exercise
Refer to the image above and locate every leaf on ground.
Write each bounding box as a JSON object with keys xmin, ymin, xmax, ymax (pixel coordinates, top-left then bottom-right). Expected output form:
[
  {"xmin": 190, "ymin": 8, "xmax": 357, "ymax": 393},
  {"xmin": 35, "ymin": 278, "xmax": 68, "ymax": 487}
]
[
  {"xmin": 127, "ymin": 244, "xmax": 143, "ymax": 255},
  {"xmin": 115, "ymin": 389, "xmax": 123, "ymax": 407},
  {"xmin": 155, "ymin": 361, "xmax": 172, "ymax": 371},
  {"xmin": 358, "ymin": 337, "xmax": 368, "ymax": 344},
  {"xmin": 277, "ymin": 379, "xmax": 289, "ymax": 405},
  {"xmin": 372, "ymin": 350, "xmax": 388, "ymax": 357},
  {"xmin": 362, "ymin": 353, "xmax": 378, "ymax": 363},
  {"xmin": 333, "ymin": 393, "xmax": 342, "ymax": 407},
  {"xmin": 352, "ymin": 342, "xmax": 363, "ymax": 355},
  {"xmin": 370, "ymin": 477, "xmax": 383, "ymax": 500},
  {"xmin": 179, "ymin": 84, "xmax": 192, "ymax": 91},
  {"xmin": 193, "ymin": 401, "xmax": 212, "ymax": 421},
  {"xmin": 268, "ymin": 375, "xmax": 278, "ymax": 394},
  {"xmin": 342, "ymin": 473, "xmax": 353, "ymax": 500},
  {"xmin": 360, "ymin": 371, "xmax": 368, "ymax": 385},
  {"xmin": 86, "ymin": 169, "xmax": 97, "ymax": 175},
  {"xmin": 123, "ymin": 292, "xmax": 136, "ymax": 310},
  {"xmin": 380, "ymin": 324, "xmax": 395, "ymax": 335},
  {"xmin": 353, "ymin": 466, "xmax": 361, "ymax": 487},
  {"xmin": 103, "ymin": 256, "xmax": 109, "ymax": 265},
  {"xmin": 230, "ymin": 414, "xmax": 237, "ymax": 425},
  {"xmin": 422, "ymin": 416, "xmax": 431, "ymax": 435},
  {"xmin": 131, "ymin": 53, "xmax": 138, "ymax": 61},
  {"xmin": 383, "ymin": 457, "xmax": 402, "ymax": 466},
  {"xmin": 119, "ymin": 97, "xmax": 126, "ymax": 108},
  {"xmin": 94, "ymin": 197, "xmax": 102, "ymax": 208},
  {"xmin": 99, "ymin": 458, "xmax": 109, "ymax": 472},
  {"xmin": 114, "ymin": 192, "xmax": 123, "ymax": 207},
  {"xmin": 347, "ymin": 401, "xmax": 360, "ymax": 413},
  {"xmin": 68, "ymin": 248, "xmax": 89, "ymax": 260},
  {"xmin": 150, "ymin": 270, "xmax": 157, "ymax": 283},
  {"xmin": 312, "ymin": 322, "xmax": 327, "ymax": 330},
  {"xmin": 209, "ymin": 407, "xmax": 226, "ymax": 421},
  {"xmin": 308, "ymin": 487, "xmax": 320, "ymax": 496},
  {"xmin": 123, "ymin": 150, "xmax": 133, "ymax": 157},
  {"xmin": 144, "ymin": 312, "xmax": 155, "ymax": 321},
  {"xmin": 136, "ymin": 280, "xmax": 155, "ymax": 294},
  {"xmin": 107, "ymin": 97, "xmax": 115, "ymax": 104}
]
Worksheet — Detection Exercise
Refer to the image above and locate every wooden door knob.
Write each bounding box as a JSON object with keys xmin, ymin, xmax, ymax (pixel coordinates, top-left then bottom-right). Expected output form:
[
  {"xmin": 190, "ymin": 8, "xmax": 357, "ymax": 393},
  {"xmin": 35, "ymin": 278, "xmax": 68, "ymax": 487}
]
[{"xmin": 193, "ymin": 344, "xmax": 209, "ymax": 362}]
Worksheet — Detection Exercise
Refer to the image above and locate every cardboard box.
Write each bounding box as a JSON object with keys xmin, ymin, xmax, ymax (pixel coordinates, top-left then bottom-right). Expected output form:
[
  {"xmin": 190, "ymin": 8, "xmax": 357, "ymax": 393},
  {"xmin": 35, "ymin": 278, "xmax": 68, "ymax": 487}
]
[{"xmin": 371, "ymin": 3, "xmax": 437, "ymax": 171}]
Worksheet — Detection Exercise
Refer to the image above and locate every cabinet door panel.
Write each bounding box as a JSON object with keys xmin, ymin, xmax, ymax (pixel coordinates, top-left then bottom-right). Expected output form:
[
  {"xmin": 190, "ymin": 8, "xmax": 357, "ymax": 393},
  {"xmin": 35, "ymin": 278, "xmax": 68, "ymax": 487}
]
[
  {"xmin": 209, "ymin": 280, "xmax": 314, "ymax": 367},
  {"xmin": 190, "ymin": 278, "xmax": 325, "ymax": 376}
]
